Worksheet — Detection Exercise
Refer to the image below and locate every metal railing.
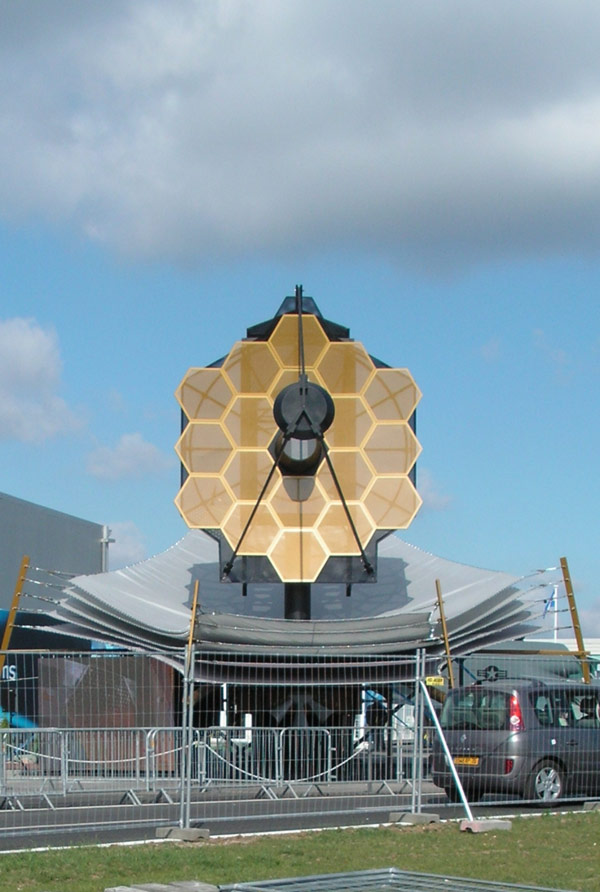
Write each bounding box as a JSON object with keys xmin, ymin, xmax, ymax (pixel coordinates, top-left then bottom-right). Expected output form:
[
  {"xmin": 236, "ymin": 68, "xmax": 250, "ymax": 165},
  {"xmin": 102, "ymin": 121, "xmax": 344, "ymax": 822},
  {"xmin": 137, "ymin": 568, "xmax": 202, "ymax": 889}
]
[
  {"xmin": 1, "ymin": 725, "xmax": 414, "ymax": 798},
  {"xmin": 197, "ymin": 726, "xmax": 408, "ymax": 791},
  {"xmin": 0, "ymin": 727, "xmax": 183, "ymax": 797}
]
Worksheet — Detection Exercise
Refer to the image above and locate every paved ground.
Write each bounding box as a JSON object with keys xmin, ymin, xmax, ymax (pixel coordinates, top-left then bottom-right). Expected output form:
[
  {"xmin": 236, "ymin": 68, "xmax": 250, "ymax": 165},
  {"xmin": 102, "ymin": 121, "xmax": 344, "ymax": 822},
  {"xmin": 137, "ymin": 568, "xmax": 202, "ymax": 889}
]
[
  {"xmin": 0, "ymin": 787, "xmax": 592, "ymax": 853},
  {"xmin": 0, "ymin": 790, "xmax": 430, "ymax": 850}
]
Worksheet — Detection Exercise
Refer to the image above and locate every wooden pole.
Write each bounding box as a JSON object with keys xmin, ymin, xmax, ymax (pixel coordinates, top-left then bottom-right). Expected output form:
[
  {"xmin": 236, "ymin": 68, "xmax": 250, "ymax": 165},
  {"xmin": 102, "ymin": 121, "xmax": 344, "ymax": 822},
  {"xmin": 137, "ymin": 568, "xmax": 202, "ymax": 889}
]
[
  {"xmin": 184, "ymin": 578, "xmax": 201, "ymax": 683},
  {"xmin": 187, "ymin": 579, "xmax": 200, "ymax": 654},
  {"xmin": 435, "ymin": 578, "xmax": 454, "ymax": 689},
  {"xmin": 560, "ymin": 556, "xmax": 590, "ymax": 684},
  {"xmin": 0, "ymin": 555, "xmax": 29, "ymax": 677}
]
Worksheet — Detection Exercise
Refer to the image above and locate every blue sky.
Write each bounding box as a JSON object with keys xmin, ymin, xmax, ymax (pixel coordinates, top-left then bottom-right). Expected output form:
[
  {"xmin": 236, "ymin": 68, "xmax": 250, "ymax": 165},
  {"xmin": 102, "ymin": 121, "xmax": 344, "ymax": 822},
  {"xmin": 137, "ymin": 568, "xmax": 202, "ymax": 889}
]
[{"xmin": 0, "ymin": 1, "xmax": 598, "ymax": 636}]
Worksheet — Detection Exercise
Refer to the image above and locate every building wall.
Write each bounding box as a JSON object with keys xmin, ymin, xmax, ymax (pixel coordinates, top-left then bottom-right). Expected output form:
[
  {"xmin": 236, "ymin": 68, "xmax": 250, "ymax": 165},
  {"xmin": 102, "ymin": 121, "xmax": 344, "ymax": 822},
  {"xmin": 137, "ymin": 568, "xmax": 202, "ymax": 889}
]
[{"xmin": 0, "ymin": 491, "xmax": 106, "ymax": 612}]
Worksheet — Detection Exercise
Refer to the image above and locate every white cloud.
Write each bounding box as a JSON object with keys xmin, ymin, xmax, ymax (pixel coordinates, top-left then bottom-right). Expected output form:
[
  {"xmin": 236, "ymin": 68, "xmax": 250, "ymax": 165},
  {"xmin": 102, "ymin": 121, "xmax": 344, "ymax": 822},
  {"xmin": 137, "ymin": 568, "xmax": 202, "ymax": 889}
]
[
  {"xmin": 2, "ymin": 2, "xmax": 600, "ymax": 267},
  {"xmin": 416, "ymin": 468, "xmax": 453, "ymax": 512},
  {"xmin": 0, "ymin": 317, "xmax": 80, "ymax": 442},
  {"xmin": 106, "ymin": 521, "xmax": 147, "ymax": 570},
  {"xmin": 86, "ymin": 432, "xmax": 174, "ymax": 481}
]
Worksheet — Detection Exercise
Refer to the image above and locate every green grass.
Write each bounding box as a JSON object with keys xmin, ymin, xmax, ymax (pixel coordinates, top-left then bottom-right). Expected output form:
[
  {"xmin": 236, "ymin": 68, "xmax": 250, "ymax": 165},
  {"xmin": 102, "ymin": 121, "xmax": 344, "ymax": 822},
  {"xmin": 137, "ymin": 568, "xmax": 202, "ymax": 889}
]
[{"xmin": 1, "ymin": 812, "xmax": 599, "ymax": 892}]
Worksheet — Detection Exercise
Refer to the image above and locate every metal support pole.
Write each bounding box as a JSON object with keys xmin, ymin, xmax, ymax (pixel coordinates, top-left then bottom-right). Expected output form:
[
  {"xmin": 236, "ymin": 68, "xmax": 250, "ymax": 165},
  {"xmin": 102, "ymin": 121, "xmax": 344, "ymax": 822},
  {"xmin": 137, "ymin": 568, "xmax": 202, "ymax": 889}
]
[
  {"xmin": 179, "ymin": 645, "xmax": 196, "ymax": 829},
  {"xmin": 411, "ymin": 650, "xmax": 424, "ymax": 813},
  {"xmin": 179, "ymin": 646, "xmax": 190, "ymax": 829},
  {"xmin": 180, "ymin": 580, "xmax": 200, "ymax": 828},
  {"xmin": 419, "ymin": 678, "xmax": 474, "ymax": 822},
  {"xmin": 385, "ymin": 686, "xmax": 394, "ymax": 781},
  {"xmin": 0, "ymin": 728, "xmax": 5, "ymax": 797},
  {"xmin": 183, "ymin": 645, "xmax": 195, "ymax": 829},
  {"xmin": 100, "ymin": 526, "xmax": 114, "ymax": 573}
]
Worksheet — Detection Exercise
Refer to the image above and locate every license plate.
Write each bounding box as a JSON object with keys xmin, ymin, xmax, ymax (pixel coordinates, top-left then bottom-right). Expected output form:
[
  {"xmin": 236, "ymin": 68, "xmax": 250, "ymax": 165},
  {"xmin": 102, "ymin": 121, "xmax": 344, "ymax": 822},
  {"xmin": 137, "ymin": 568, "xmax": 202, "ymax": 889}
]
[{"xmin": 454, "ymin": 756, "xmax": 479, "ymax": 766}]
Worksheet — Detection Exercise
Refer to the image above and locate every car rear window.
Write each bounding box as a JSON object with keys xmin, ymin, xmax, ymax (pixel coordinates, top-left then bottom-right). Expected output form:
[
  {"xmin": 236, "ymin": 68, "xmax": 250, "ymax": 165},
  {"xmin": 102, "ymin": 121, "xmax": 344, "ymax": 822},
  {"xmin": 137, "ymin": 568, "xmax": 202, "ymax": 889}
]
[{"xmin": 440, "ymin": 688, "xmax": 510, "ymax": 731}]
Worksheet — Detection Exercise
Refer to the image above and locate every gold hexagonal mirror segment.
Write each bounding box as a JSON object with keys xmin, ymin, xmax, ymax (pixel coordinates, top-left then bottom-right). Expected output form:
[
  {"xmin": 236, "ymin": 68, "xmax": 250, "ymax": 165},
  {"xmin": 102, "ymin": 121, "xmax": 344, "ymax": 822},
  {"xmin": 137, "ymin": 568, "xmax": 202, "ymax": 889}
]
[
  {"xmin": 222, "ymin": 341, "xmax": 281, "ymax": 394},
  {"xmin": 268, "ymin": 529, "xmax": 328, "ymax": 583},
  {"xmin": 223, "ymin": 396, "xmax": 274, "ymax": 448},
  {"xmin": 176, "ymin": 368, "xmax": 234, "ymax": 421},
  {"xmin": 223, "ymin": 449, "xmax": 277, "ymax": 502},
  {"xmin": 362, "ymin": 476, "xmax": 422, "ymax": 529},
  {"xmin": 266, "ymin": 367, "xmax": 300, "ymax": 402},
  {"xmin": 324, "ymin": 396, "xmax": 373, "ymax": 449},
  {"xmin": 222, "ymin": 503, "xmax": 281, "ymax": 555},
  {"xmin": 175, "ymin": 422, "xmax": 234, "ymax": 475},
  {"xmin": 316, "ymin": 342, "xmax": 374, "ymax": 395},
  {"xmin": 316, "ymin": 451, "xmax": 374, "ymax": 502},
  {"xmin": 268, "ymin": 314, "xmax": 329, "ymax": 370},
  {"xmin": 364, "ymin": 368, "xmax": 421, "ymax": 421},
  {"xmin": 175, "ymin": 475, "xmax": 234, "ymax": 529},
  {"xmin": 268, "ymin": 476, "xmax": 327, "ymax": 528},
  {"xmin": 316, "ymin": 502, "xmax": 375, "ymax": 556},
  {"xmin": 363, "ymin": 422, "xmax": 421, "ymax": 475}
]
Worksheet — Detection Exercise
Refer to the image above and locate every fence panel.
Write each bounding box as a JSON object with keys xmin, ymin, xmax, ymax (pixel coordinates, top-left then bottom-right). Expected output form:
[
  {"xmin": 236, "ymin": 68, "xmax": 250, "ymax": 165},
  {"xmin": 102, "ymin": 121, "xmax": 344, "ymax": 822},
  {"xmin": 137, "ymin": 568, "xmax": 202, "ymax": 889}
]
[
  {"xmin": 0, "ymin": 649, "xmax": 183, "ymax": 837},
  {"xmin": 181, "ymin": 650, "xmax": 424, "ymax": 829},
  {"xmin": 1, "ymin": 646, "xmax": 596, "ymax": 839}
]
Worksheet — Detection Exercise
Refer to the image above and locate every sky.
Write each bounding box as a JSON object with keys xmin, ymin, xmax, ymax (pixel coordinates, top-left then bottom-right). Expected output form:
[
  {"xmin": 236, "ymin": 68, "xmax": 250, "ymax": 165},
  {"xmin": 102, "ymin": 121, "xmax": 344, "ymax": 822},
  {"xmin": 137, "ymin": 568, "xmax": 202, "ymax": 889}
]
[{"xmin": 0, "ymin": 0, "xmax": 598, "ymax": 636}]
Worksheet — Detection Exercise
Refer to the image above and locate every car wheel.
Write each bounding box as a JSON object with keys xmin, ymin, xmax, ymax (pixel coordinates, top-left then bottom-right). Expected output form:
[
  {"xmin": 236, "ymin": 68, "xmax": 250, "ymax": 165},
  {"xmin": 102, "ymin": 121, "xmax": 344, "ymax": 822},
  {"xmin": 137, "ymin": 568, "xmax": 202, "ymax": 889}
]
[{"xmin": 525, "ymin": 761, "xmax": 564, "ymax": 803}]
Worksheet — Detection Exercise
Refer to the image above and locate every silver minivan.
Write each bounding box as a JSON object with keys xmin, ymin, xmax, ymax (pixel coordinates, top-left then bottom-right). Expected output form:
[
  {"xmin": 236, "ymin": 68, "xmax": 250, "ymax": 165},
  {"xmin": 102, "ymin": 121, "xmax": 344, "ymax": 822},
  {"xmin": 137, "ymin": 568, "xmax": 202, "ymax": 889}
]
[{"xmin": 431, "ymin": 678, "xmax": 600, "ymax": 803}]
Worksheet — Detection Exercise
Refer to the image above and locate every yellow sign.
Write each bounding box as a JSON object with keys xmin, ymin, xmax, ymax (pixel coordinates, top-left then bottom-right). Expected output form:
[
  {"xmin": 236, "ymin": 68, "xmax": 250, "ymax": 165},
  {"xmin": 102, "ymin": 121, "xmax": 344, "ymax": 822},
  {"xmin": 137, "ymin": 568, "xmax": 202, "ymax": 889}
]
[{"xmin": 425, "ymin": 676, "xmax": 445, "ymax": 687}]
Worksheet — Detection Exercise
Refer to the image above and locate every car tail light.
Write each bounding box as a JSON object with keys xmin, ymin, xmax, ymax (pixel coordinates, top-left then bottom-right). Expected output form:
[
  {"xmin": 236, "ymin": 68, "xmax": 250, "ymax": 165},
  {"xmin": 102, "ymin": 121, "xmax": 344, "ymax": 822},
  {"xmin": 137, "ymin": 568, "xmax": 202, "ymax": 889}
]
[
  {"xmin": 509, "ymin": 691, "xmax": 524, "ymax": 731},
  {"xmin": 504, "ymin": 758, "xmax": 514, "ymax": 775}
]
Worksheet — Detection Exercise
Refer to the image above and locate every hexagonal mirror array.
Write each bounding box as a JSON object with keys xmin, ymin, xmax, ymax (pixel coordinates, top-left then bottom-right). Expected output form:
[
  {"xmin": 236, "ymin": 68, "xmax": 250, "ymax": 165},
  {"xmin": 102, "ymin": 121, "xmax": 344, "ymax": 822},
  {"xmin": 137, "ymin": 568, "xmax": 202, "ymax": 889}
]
[{"xmin": 175, "ymin": 312, "xmax": 422, "ymax": 583}]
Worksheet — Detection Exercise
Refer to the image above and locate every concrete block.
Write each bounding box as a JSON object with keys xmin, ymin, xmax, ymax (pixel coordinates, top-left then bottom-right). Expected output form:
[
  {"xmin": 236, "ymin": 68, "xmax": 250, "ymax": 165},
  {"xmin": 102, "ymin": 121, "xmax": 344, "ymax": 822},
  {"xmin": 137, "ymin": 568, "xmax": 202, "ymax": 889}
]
[
  {"xmin": 104, "ymin": 884, "xmax": 218, "ymax": 892},
  {"xmin": 389, "ymin": 811, "xmax": 440, "ymax": 824},
  {"xmin": 104, "ymin": 887, "xmax": 159, "ymax": 891},
  {"xmin": 166, "ymin": 884, "xmax": 219, "ymax": 891},
  {"xmin": 123, "ymin": 886, "xmax": 176, "ymax": 891},
  {"xmin": 155, "ymin": 827, "xmax": 210, "ymax": 841},
  {"xmin": 165, "ymin": 885, "xmax": 219, "ymax": 891},
  {"xmin": 460, "ymin": 819, "xmax": 512, "ymax": 833},
  {"xmin": 104, "ymin": 885, "xmax": 174, "ymax": 891},
  {"xmin": 104, "ymin": 887, "xmax": 145, "ymax": 891},
  {"xmin": 583, "ymin": 801, "xmax": 600, "ymax": 811}
]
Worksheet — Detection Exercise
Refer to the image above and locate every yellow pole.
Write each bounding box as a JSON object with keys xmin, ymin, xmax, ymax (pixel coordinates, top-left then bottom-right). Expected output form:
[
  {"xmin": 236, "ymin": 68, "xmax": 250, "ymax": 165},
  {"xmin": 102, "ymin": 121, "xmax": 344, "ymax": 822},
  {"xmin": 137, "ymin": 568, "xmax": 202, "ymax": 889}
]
[
  {"xmin": 186, "ymin": 579, "xmax": 200, "ymax": 675},
  {"xmin": 435, "ymin": 578, "xmax": 454, "ymax": 689},
  {"xmin": 0, "ymin": 555, "xmax": 29, "ymax": 678},
  {"xmin": 560, "ymin": 556, "xmax": 590, "ymax": 684}
]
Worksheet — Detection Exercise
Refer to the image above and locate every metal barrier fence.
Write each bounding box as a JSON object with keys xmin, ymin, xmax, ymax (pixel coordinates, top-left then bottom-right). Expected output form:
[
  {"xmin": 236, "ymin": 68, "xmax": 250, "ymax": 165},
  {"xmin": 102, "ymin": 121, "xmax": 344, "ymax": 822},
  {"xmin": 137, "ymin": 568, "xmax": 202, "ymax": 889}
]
[
  {"xmin": 0, "ymin": 646, "xmax": 597, "ymax": 838},
  {"xmin": 0, "ymin": 727, "xmax": 182, "ymax": 797},
  {"xmin": 0, "ymin": 724, "xmax": 414, "ymax": 794},
  {"xmin": 197, "ymin": 725, "xmax": 409, "ymax": 789}
]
